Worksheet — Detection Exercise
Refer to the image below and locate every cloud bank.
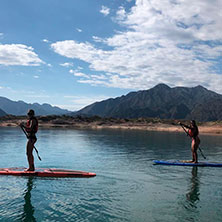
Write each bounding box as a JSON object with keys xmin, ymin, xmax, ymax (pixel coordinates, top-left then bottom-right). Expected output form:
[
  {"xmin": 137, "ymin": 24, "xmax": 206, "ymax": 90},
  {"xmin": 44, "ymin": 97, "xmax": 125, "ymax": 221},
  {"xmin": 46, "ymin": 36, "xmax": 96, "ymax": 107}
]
[
  {"xmin": 0, "ymin": 44, "xmax": 43, "ymax": 66},
  {"xmin": 51, "ymin": 0, "xmax": 222, "ymax": 92}
]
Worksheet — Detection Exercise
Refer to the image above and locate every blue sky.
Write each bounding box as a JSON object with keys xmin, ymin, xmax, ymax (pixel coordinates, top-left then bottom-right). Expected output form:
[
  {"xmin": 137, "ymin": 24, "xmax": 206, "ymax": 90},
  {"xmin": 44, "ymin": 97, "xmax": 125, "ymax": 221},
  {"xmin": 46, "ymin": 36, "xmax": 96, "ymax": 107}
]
[{"xmin": 0, "ymin": 0, "xmax": 221, "ymax": 111}]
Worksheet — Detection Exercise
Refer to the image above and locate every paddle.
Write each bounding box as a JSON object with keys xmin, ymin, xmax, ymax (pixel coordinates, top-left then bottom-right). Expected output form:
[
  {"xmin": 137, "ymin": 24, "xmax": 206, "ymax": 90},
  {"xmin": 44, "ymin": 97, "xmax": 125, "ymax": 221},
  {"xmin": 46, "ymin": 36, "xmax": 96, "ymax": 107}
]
[
  {"xmin": 179, "ymin": 123, "xmax": 206, "ymax": 159},
  {"xmin": 20, "ymin": 125, "xmax": 42, "ymax": 161}
]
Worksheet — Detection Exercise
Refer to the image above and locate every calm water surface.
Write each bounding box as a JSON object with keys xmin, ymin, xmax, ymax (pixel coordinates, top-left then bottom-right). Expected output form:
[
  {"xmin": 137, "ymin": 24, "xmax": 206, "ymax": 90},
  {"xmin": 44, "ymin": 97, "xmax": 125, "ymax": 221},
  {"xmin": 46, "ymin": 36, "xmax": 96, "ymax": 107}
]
[{"xmin": 0, "ymin": 127, "xmax": 222, "ymax": 222}]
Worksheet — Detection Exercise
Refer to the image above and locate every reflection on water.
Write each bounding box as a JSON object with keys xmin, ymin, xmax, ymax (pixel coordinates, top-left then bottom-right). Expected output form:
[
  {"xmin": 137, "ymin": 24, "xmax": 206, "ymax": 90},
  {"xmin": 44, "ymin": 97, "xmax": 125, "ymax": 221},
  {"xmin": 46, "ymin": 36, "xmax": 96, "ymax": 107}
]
[
  {"xmin": 186, "ymin": 167, "xmax": 200, "ymax": 206},
  {"xmin": 179, "ymin": 167, "xmax": 201, "ymax": 222},
  {"xmin": 20, "ymin": 177, "xmax": 36, "ymax": 222},
  {"xmin": 0, "ymin": 128, "xmax": 222, "ymax": 222}
]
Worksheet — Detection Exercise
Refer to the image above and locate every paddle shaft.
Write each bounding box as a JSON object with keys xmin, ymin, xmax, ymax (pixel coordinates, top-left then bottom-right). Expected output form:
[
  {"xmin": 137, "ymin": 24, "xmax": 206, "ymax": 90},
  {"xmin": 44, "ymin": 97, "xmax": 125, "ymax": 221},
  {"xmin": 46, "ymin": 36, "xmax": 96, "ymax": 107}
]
[
  {"xmin": 20, "ymin": 125, "xmax": 42, "ymax": 161},
  {"xmin": 180, "ymin": 124, "xmax": 206, "ymax": 159}
]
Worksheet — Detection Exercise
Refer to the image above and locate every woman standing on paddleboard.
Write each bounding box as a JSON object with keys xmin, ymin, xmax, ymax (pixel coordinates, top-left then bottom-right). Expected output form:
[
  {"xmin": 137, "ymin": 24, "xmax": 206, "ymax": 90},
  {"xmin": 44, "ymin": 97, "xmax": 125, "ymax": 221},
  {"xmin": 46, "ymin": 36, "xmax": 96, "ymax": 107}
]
[
  {"xmin": 20, "ymin": 109, "xmax": 38, "ymax": 171},
  {"xmin": 179, "ymin": 120, "xmax": 200, "ymax": 163}
]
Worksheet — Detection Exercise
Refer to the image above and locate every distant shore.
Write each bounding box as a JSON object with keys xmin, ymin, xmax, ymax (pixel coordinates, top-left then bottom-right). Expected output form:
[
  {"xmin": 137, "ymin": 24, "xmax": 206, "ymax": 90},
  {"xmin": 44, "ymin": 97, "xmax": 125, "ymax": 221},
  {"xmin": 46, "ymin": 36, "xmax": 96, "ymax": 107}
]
[{"xmin": 1, "ymin": 115, "xmax": 222, "ymax": 135}]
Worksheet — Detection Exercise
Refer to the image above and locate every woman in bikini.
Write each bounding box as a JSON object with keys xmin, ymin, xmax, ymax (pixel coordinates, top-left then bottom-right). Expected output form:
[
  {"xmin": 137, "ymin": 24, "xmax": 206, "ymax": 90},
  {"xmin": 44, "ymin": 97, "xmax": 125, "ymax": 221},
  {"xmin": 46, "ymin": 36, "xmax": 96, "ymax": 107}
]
[
  {"xmin": 180, "ymin": 120, "xmax": 200, "ymax": 163},
  {"xmin": 20, "ymin": 109, "xmax": 38, "ymax": 171}
]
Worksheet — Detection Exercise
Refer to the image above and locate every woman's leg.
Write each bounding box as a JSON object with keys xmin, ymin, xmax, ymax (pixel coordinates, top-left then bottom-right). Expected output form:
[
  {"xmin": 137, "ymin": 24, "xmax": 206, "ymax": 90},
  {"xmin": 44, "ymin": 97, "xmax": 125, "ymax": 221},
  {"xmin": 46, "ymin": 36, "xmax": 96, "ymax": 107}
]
[
  {"xmin": 26, "ymin": 139, "xmax": 36, "ymax": 171},
  {"xmin": 191, "ymin": 140, "xmax": 198, "ymax": 163}
]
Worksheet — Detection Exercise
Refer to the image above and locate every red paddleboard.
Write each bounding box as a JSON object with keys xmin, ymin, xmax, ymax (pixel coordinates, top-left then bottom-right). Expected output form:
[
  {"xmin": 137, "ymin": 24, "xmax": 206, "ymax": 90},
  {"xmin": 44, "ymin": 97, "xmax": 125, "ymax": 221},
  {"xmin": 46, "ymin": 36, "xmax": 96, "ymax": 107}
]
[{"xmin": 0, "ymin": 167, "xmax": 96, "ymax": 178}]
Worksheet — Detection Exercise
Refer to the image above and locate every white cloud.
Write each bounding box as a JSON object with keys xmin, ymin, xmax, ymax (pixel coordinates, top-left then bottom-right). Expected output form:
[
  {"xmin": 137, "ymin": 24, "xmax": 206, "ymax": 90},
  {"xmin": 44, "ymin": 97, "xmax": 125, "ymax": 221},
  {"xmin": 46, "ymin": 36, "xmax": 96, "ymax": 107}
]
[
  {"xmin": 51, "ymin": 40, "xmax": 99, "ymax": 62},
  {"xmin": 92, "ymin": 36, "xmax": 104, "ymax": 43},
  {"xmin": 91, "ymin": 74, "xmax": 107, "ymax": 80},
  {"xmin": 25, "ymin": 94, "xmax": 50, "ymax": 98},
  {"xmin": 53, "ymin": 104, "xmax": 76, "ymax": 111},
  {"xmin": 42, "ymin": 39, "xmax": 49, "ymax": 43},
  {"xmin": 69, "ymin": 69, "xmax": 75, "ymax": 74},
  {"xmin": 0, "ymin": 44, "xmax": 44, "ymax": 66},
  {"xmin": 0, "ymin": 86, "xmax": 11, "ymax": 90},
  {"xmin": 60, "ymin": 62, "xmax": 73, "ymax": 67},
  {"xmin": 69, "ymin": 69, "xmax": 89, "ymax": 78},
  {"xmin": 76, "ymin": 28, "xmax": 82, "ymax": 32},
  {"xmin": 63, "ymin": 95, "xmax": 110, "ymax": 110},
  {"xmin": 51, "ymin": 0, "xmax": 222, "ymax": 93},
  {"xmin": 116, "ymin": 6, "xmax": 127, "ymax": 21},
  {"xmin": 100, "ymin": 6, "xmax": 110, "ymax": 16},
  {"xmin": 74, "ymin": 72, "xmax": 88, "ymax": 78}
]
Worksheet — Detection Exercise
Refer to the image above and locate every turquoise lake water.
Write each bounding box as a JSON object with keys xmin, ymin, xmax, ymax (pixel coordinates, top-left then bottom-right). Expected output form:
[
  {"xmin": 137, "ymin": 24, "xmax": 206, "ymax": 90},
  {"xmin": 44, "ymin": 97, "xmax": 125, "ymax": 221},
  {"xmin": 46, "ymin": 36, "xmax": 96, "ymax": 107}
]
[{"xmin": 0, "ymin": 127, "xmax": 222, "ymax": 222}]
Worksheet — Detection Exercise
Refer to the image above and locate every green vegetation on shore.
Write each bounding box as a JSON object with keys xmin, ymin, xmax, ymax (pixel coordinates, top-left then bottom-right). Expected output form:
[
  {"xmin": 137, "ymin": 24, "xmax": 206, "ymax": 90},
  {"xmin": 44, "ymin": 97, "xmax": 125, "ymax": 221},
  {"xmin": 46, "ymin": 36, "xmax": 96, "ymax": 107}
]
[{"xmin": 1, "ymin": 114, "xmax": 222, "ymax": 128}]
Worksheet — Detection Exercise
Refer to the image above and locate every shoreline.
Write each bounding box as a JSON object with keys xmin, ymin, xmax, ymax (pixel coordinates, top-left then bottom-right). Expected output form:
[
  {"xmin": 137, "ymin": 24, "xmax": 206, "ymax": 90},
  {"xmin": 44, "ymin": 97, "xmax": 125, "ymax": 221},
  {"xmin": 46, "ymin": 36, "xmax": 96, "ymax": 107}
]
[{"xmin": 1, "ymin": 115, "xmax": 222, "ymax": 135}]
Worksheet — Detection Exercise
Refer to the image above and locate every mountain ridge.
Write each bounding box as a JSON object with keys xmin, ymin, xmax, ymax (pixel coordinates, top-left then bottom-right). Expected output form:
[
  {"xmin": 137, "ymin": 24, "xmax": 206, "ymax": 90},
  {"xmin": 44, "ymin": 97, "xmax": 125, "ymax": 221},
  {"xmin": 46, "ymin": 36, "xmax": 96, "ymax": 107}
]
[
  {"xmin": 75, "ymin": 84, "xmax": 222, "ymax": 121},
  {"xmin": 0, "ymin": 96, "xmax": 70, "ymax": 116}
]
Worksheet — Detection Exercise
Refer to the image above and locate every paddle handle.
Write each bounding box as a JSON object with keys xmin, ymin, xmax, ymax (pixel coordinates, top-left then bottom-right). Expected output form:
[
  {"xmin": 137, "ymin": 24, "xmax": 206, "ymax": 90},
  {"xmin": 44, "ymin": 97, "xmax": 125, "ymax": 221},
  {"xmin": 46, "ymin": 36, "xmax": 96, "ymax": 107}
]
[{"xmin": 180, "ymin": 123, "xmax": 189, "ymax": 137}]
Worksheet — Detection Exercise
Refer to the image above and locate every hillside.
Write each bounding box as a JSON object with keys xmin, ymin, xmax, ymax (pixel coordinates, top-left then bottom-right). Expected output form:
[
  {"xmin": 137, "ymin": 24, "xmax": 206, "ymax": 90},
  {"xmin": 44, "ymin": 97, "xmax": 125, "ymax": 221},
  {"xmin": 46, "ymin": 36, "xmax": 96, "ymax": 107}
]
[
  {"xmin": 0, "ymin": 108, "xmax": 7, "ymax": 117},
  {"xmin": 0, "ymin": 96, "xmax": 70, "ymax": 116},
  {"xmin": 76, "ymin": 84, "xmax": 222, "ymax": 121}
]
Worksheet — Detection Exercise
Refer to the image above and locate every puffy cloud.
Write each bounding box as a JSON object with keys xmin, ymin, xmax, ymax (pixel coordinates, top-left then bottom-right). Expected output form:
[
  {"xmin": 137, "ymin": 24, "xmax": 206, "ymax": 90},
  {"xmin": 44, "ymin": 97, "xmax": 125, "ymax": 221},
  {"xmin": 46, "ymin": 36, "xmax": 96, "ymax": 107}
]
[
  {"xmin": 116, "ymin": 6, "xmax": 127, "ymax": 21},
  {"xmin": 92, "ymin": 36, "xmax": 104, "ymax": 43},
  {"xmin": 69, "ymin": 69, "xmax": 89, "ymax": 78},
  {"xmin": 51, "ymin": 40, "xmax": 101, "ymax": 62},
  {"xmin": 51, "ymin": 0, "xmax": 222, "ymax": 92},
  {"xmin": 100, "ymin": 6, "xmax": 110, "ymax": 16},
  {"xmin": 0, "ymin": 44, "xmax": 44, "ymax": 66},
  {"xmin": 60, "ymin": 62, "xmax": 73, "ymax": 67}
]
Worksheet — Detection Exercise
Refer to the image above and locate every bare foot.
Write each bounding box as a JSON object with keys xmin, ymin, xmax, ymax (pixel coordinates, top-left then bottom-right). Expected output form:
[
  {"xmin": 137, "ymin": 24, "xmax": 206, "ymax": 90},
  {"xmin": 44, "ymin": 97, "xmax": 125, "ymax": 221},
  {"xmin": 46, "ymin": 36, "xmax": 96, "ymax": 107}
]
[
  {"xmin": 25, "ymin": 168, "xmax": 35, "ymax": 172},
  {"xmin": 182, "ymin": 160, "xmax": 193, "ymax": 163}
]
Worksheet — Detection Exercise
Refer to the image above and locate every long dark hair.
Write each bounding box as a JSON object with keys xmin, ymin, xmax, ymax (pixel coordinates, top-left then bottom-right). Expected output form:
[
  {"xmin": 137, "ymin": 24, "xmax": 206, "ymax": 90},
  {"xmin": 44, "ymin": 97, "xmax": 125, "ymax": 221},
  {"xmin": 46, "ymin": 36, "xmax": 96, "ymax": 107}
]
[{"xmin": 191, "ymin": 120, "xmax": 199, "ymax": 136}]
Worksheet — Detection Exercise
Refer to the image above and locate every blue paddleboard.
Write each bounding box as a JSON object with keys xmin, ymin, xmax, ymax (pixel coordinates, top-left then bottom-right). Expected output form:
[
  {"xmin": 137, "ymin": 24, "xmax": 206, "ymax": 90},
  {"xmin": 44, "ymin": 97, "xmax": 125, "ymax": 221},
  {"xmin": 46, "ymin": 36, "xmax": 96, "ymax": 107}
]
[{"xmin": 153, "ymin": 160, "xmax": 222, "ymax": 167}]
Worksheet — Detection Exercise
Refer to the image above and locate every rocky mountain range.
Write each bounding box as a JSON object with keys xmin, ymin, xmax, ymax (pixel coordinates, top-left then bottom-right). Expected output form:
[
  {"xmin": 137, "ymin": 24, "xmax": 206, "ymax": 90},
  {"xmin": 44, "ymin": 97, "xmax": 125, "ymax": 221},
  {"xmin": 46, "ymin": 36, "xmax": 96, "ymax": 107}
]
[
  {"xmin": 0, "ymin": 96, "xmax": 70, "ymax": 116},
  {"xmin": 1, "ymin": 84, "xmax": 222, "ymax": 121},
  {"xmin": 76, "ymin": 84, "xmax": 222, "ymax": 121}
]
